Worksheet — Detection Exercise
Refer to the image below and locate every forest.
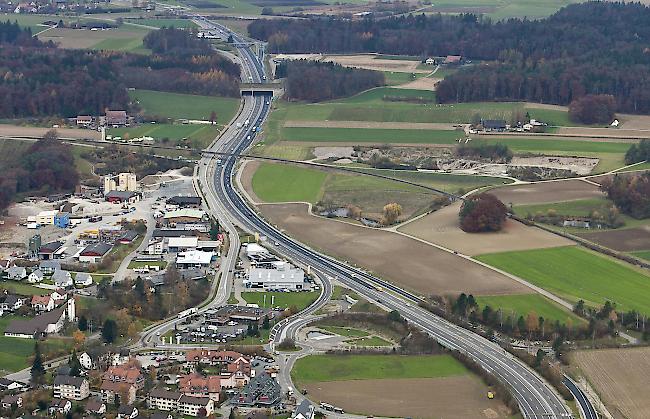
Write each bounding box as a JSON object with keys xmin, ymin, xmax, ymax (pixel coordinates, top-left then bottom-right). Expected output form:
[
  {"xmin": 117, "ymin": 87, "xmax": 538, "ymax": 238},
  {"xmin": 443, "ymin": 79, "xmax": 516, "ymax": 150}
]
[
  {"xmin": 278, "ymin": 60, "xmax": 384, "ymax": 102},
  {"xmin": 0, "ymin": 25, "xmax": 240, "ymax": 119},
  {"xmin": 250, "ymin": 2, "xmax": 650, "ymax": 113},
  {"xmin": 0, "ymin": 131, "xmax": 79, "ymax": 211}
]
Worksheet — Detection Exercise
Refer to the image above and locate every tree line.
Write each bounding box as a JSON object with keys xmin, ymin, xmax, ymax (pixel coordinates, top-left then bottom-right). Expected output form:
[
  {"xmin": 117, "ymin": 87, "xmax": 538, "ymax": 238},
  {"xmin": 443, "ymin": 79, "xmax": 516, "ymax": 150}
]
[
  {"xmin": 278, "ymin": 59, "xmax": 384, "ymax": 102},
  {"xmin": 250, "ymin": 2, "xmax": 650, "ymax": 113},
  {"xmin": 625, "ymin": 139, "xmax": 650, "ymax": 165}
]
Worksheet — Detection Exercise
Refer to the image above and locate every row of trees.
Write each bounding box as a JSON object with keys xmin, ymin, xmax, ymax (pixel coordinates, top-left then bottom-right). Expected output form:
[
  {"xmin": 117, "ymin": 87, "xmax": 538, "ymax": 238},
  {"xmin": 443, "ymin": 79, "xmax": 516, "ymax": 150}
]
[
  {"xmin": 250, "ymin": 3, "xmax": 650, "ymax": 113},
  {"xmin": 279, "ymin": 60, "xmax": 384, "ymax": 102},
  {"xmin": 600, "ymin": 173, "xmax": 650, "ymax": 219},
  {"xmin": 0, "ymin": 131, "xmax": 79, "ymax": 210},
  {"xmin": 458, "ymin": 193, "xmax": 508, "ymax": 233}
]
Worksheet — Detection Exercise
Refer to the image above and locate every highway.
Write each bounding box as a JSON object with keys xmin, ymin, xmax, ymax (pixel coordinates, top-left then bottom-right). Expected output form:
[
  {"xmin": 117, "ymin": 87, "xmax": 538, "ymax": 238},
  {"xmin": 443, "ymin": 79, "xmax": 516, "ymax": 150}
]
[
  {"xmin": 138, "ymin": 17, "xmax": 578, "ymax": 418},
  {"xmin": 190, "ymin": 18, "xmax": 576, "ymax": 419}
]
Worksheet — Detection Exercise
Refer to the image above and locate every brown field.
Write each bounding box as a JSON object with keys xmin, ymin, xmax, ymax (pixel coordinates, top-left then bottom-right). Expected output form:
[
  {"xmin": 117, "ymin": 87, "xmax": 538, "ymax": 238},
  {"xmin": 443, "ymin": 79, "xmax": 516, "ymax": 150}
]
[
  {"xmin": 572, "ymin": 347, "xmax": 650, "ymax": 419},
  {"xmin": 490, "ymin": 180, "xmax": 604, "ymax": 205},
  {"xmin": 304, "ymin": 376, "xmax": 511, "ymax": 418},
  {"xmin": 394, "ymin": 76, "xmax": 440, "ymax": 91},
  {"xmin": 239, "ymin": 160, "xmax": 262, "ymax": 203},
  {"xmin": 0, "ymin": 124, "xmax": 101, "ymax": 141},
  {"xmin": 259, "ymin": 203, "xmax": 531, "ymax": 296},
  {"xmin": 576, "ymin": 226, "xmax": 650, "ymax": 252},
  {"xmin": 619, "ymin": 114, "xmax": 650, "ymax": 130},
  {"xmin": 321, "ymin": 54, "xmax": 430, "ymax": 74},
  {"xmin": 283, "ymin": 120, "xmax": 456, "ymax": 130},
  {"xmin": 399, "ymin": 201, "xmax": 574, "ymax": 256},
  {"xmin": 38, "ymin": 27, "xmax": 143, "ymax": 49}
]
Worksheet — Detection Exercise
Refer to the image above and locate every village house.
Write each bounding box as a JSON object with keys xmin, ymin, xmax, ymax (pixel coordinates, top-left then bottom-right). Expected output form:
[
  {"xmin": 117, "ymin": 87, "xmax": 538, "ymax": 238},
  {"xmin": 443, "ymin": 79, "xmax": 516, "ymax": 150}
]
[
  {"xmin": 76, "ymin": 115, "xmax": 93, "ymax": 126},
  {"xmin": 52, "ymin": 269, "xmax": 73, "ymax": 288},
  {"xmin": 1, "ymin": 394, "xmax": 23, "ymax": 410},
  {"xmin": 48, "ymin": 398, "xmax": 72, "ymax": 416},
  {"xmin": 27, "ymin": 269, "xmax": 44, "ymax": 283},
  {"xmin": 39, "ymin": 259, "xmax": 61, "ymax": 274},
  {"xmin": 293, "ymin": 400, "xmax": 315, "ymax": 419},
  {"xmin": 101, "ymin": 381, "xmax": 137, "ymax": 405},
  {"xmin": 31, "ymin": 294, "xmax": 55, "ymax": 312},
  {"xmin": 103, "ymin": 362, "xmax": 145, "ymax": 390},
  {"xmin": 5, "ymin": 266, "xmax": 27, "ymax": 281},
  {"xmin": 74, "ymin": 272, "xmax": 93, "ymax": 287},
  {"xmin": 53, "ymin": 375, "xmax": 90, "ymax": 400},
  {"xmin": 79, "ymin": 351, "xmax": 94, "ymax": 370},
  {"xmin": 105, "ymin": 110, "xmax": 128, "ymax": 126},
  {"xmin": 0, "ymin": 378, "xmax": 27, "ymax": 392},
  {"xmin": 117, "ymin": 404, "xmax": 139, "ymax": 419},
  {"xmin": 85, "ymin": 398, "xmax": 106, "ymax": 415},
  {"xmin": 0, "ymin": 294, "xmax": 24, "ymax": 312}
]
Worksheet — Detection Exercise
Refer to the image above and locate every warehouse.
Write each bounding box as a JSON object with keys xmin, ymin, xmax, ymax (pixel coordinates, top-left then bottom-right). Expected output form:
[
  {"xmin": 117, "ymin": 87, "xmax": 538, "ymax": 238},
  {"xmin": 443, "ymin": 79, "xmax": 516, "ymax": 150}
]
[{"xmin": 244, "ymin": 263, "xmax": 308, "ymax": 291}]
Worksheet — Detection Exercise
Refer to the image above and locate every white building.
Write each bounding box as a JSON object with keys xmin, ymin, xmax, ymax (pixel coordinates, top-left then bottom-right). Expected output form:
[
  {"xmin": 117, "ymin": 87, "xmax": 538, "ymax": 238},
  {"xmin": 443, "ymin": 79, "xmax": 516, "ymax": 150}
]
[
  {"xmin": 245, "ymin": 243, "xmax": 269, "ymax": 258},
  {"xmin": 178, "ymin": 395, "xmax": 214, "ymax": 417},
  {"xmin": 167, "ymin": 237, "xmax": 199, "ymax": 252},
  {"xmin": 148, "ymin": 388, "xmax": 180, "ymax": 411},
  {"xmin": 27, "ymin": 269, "xmax": 44, "ymax": 283},
  {"xmin": 53, "ymin": 375, "xmax": 90, "ymax": 401},
  {"xmin": 75, "ymin": 272, "xmax": 93, "ymax": 287},
  {"xmin": 52, "ymin": 269, "xmax": 73, "ymax": 288},
  {"xmin": 36, "ymin": 210, "xmax": 58, "ymax": 225},
  {"xmin": 176, "ymin": 251, "xmax": 214, "ymax": 268},
  {"xmin": 245, "ymin": 264, "xmax": 307, "ymax": 291},
  {"xmin": 79, "ymin": 352, "xmax": 94, "ymax": 370}
]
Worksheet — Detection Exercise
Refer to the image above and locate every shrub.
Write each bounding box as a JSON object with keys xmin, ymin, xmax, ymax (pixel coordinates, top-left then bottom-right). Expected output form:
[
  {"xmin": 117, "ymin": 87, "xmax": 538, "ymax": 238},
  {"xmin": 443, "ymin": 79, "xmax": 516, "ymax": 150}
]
[{"xmin": 459, "ymin": 193, "xmax": 508, "ymax": 232}]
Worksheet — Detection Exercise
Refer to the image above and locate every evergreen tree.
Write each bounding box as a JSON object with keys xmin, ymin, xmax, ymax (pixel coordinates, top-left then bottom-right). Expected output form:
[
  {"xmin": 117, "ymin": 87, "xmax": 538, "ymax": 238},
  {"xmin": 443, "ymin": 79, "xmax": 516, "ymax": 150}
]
[
  {"xmin": 102, "ymin": 319, "xmax": 118, "ymax": 344},
  {"xmin": 69, "ymin": 351, "xmax": 82, "ymax": 376},
  {"xmin": 78, "ymin": 315, "xmax": 88, "ymax": 332},
  {"xmin": 30, "ymin": 341, "xmax": 45, "ymax": 385}
]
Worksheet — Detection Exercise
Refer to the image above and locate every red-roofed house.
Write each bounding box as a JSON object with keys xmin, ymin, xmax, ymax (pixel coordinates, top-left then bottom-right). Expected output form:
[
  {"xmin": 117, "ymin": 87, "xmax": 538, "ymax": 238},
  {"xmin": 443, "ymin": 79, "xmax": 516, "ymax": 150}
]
[
  {"xmin": 179, "ymin": 374, "xmax": 221, "ymax": 402},
  {"xmin": 31, "ymin": 295, "xmax": 55, "ymax": 312}
]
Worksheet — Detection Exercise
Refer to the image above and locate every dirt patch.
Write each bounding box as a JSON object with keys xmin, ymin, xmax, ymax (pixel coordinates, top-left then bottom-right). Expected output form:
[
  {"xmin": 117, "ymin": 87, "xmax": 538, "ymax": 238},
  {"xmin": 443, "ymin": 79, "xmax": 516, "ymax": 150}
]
[
  {"xmin": 490, "ymin": 180, "xmax": 605, "ymax": 205},
  {"xmin": 322, "ymin": 54, "xmax": 430, "ymax": 74},
  {"xmin": 259, "ymin": 203, "xmax": 531, "ymax": 296},
  {"xmin": 619, "ymin": 114, "xmax": 650, "ymax": 130},
  {"xmin": 312, "ymin": 147, "xmax": 355, "ymax": 160},
  {"xmin": 572, "ymin": 347, "xmax": 650, "ymax": 419},
  {"xmin": 510, "ymin": 156, "xmax": 599, "ymax": 176},
  {"xmin": 393, "ymin": 76, "xmax": 440, "ymax": 91},
  {"xmin": 304, "ymin": 376, "xmax": 511, "ymax": 418},
  {"xmin": 0, "ymin": 124, "xmax": 101, "ymax": 141},
  {"xmin": 283, "ymin": 120, "xmax": 456, "ymax": 130},
  {"xmin": 399, "ymin": 201, "xmax": 574, "ymax": 256},
  {"xmin": 576, "ymin": 226, "xmax": 650, "ymax": 252}
]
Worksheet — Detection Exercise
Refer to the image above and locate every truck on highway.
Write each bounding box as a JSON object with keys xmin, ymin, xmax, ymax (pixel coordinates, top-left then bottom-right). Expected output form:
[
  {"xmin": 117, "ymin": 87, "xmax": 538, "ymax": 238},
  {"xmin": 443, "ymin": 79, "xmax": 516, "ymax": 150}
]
[
  {"xmin": 244, "ymin": 119, "xmax": 250, "ymax": 126},
  {"xmin": 177, "ymin": 307, "xmax": 198, "ymax": 319}
]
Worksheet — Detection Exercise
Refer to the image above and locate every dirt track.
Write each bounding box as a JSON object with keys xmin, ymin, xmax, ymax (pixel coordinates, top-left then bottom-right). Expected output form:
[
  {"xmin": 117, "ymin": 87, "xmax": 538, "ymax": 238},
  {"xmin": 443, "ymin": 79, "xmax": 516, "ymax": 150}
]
[
  {"xmin": 572, "ymin": 347, "xmax": 650, "ymax": 419},
  {"xmin": 259, "ymin": 203, "xmax": 531, "ymax": 296},
  {"xmin": 576, "ymin": 226, "xmax": 650, "ymax": 252},
  {"xmin": 490, "ymin": 180, "xmax": 604, "ymax": 205},
  {"xmin": 304, "ymin": 376, "xmax": 510, "ymax": 418},
  {"xmin": 399, "ymin": 201, "xmax": 574, "ymax": 256}
]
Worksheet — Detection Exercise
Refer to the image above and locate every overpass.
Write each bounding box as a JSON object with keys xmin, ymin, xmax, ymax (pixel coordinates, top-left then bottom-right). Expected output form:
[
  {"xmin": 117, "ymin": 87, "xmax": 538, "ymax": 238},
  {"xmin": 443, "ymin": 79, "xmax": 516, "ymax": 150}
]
[{"xmin": 240, "ymin": 82, "xmax": 282, "ymax": 97}]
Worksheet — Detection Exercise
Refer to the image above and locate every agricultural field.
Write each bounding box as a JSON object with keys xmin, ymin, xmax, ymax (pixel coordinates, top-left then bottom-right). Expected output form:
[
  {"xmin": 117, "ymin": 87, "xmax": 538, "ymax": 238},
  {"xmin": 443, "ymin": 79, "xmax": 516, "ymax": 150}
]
[
  {"xmin": 571, "ymin": 347, "xmax": 650, "ymax": 419},
  {"xmin": 39, "ymin": 25, "xmax": 151, "ymax": 52},
  {"xmin": 577, "ymin": 227, "xmax": 650, "ymax": 253},
  {"xmin": 278, "ymin": 127, "xmax": 461, "ymax": 144},
  {"xmin": 475, "ymin": 246, "xmax": 650, "ymax": 314},
  {"xmin": 247, "ymin": 161, "xmax": 508, "ymax": 219},
  {"xmin": 258, "ymin": 202, "xmax": 531, "ymax": 296},
  {"xmin": 428, "ymin": 0, "xmax": 583, "ymax": 20},
  {"xmin": 109, "ymin": 123, "xmax": 220, "ymax": 149},
  {"xmin": 399, "ymin": 200, "xmax": 574, "ymax": 256},
  {"xmin": 123, "ymin": 18, "xmax": 198, "ymax": 29},
  {"xmin": 491, "ymin": 180, "xmax": 604, "ymax": 206},
  {"xmin": 241, "ymin": 291, "xmax": 319, "ymax": 311},
  {"xmin": 632, "ymin": 251, "xmax": 650, "ymax": 262},
  {"xmin": 292, "ymin": 354, "xmax": 511, "ymax": 418},
  {"xmin": 0, "ymin": 316, "xmax": 72, "ymax": 374},
  {"xmin": 475, "ymin": 294, "xmax": 584, "ymax": 326},
  {"xmin": 129, "ymin": 90, "xmax": 240, "ymax": 123}
]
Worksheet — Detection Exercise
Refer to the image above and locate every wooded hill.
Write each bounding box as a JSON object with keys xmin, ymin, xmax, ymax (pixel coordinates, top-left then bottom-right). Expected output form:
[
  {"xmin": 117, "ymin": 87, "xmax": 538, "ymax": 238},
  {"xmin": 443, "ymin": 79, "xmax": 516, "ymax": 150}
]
[{"xmin": 250, "ymin": 2, "xmax": 650, "ymax": 113}]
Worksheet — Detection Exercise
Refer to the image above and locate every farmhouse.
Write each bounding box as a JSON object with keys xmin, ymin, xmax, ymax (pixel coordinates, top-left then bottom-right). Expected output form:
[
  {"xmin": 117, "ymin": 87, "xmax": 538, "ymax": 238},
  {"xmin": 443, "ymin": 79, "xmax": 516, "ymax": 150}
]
[
  {"xmin": 245, "ymin": 263, "xmax": 307, "ymax": 291},
  {"xmin": 53, "ymin": 375, "xmax": 90, "ymax": 400},
  {"xmin": 443, "ymin": 55, "xmax": 462, "ymax": 65},
  {"xmin": 78, "ymin": 242, "xmax": 112, "ymax": 263},
  {"xmin": 481, "ymin": 119, "xmax": 507, "ymax": 132},
  {"xmin": 105, "ymin": 110, "xmax": 128, "ymax": 126}
]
